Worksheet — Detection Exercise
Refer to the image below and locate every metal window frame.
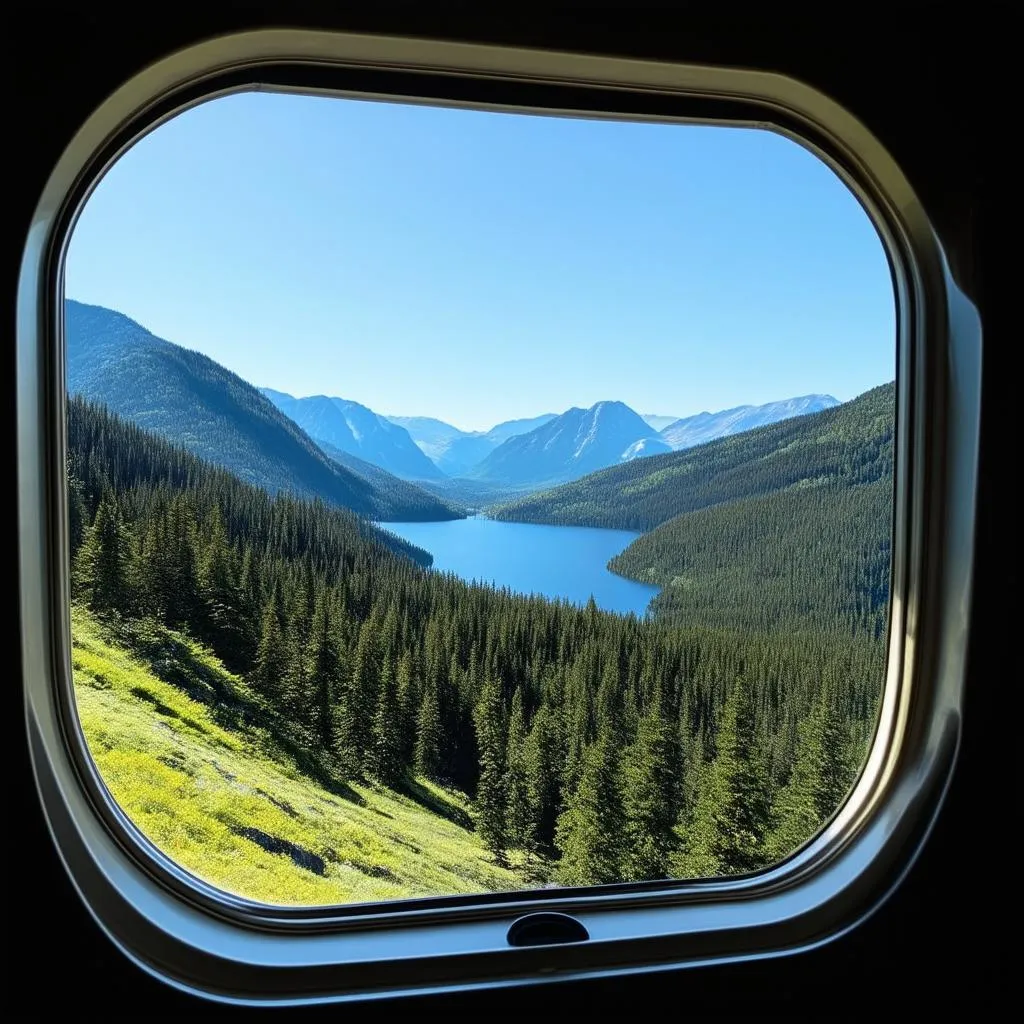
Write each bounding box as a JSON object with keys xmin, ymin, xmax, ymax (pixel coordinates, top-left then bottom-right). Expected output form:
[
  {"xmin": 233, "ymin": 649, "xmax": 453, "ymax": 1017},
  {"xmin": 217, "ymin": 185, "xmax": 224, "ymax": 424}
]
[{"xmin": 18, "ymin": 29, "xmax": 981, "ymax": 1005}]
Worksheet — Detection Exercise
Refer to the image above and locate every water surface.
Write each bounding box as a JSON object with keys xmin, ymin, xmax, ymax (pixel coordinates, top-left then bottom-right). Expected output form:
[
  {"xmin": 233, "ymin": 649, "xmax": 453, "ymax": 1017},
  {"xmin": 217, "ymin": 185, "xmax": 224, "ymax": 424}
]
[{"xmin": 377, "ymin": 516, "xmax": 659, "ymax": 616}]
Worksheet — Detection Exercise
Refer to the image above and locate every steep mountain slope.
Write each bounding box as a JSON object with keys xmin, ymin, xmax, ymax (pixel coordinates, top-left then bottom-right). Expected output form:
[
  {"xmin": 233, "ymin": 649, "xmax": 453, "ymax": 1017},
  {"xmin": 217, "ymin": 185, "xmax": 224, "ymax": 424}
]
[
  {"xmin": 65, "ymin": 300, "xmax": 457, "ymax": 521},
  {"xmin": 71, "ymin": 606, "xmax": 527, "ymax": 905},
  {"xmin": 611, "ymin": 477, "xmax": 892, "ymax": 636},
  {"xmin": 660, "ymin": 394, "xmax": 840, "ymax": 450},
  {"xmin": 490, "ymin": 383, "xmax": 894, "ymax": 531},
  {"xmin": 68, "ymin": 395, "xmax": 435, "ymax": 567},
  {"xmin": 467, "ymin": 401, "xmax": 663, "ymax": 487},
  {"xmin": 389, "ymin": 412, "xmax": 558, "ymax": 476},
  {"xmin": 317, "ymin": 442, "xmax": 464, "ymax": 518},
  {"xmin": 383, "ymin": 416, "xmax": 466, "ymax": 464},
  {"xmin": 262, "ymin": 390, "xmax": 443, "ymax": 481}
]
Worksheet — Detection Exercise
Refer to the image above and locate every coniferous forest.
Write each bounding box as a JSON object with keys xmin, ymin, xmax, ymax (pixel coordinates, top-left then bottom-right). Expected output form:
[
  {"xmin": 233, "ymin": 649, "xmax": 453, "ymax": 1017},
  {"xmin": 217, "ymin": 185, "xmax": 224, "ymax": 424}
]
[{"xmin": 68, "ymin": 386, "xmax": 890, "ymax": 891}]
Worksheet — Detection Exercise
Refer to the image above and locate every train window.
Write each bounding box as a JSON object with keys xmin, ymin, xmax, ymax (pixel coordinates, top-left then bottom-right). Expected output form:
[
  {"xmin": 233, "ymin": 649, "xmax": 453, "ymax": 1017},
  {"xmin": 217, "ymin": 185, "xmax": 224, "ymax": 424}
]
[{"xmin": 19, "ymin": 31, "xmax": 980, "ymax": 1004}]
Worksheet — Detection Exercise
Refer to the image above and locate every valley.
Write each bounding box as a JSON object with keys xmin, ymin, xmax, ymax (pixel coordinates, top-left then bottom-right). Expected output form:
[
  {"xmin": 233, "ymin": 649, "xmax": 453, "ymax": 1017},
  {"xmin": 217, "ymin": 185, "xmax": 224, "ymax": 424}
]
[{"xmin": 64, "ymin": 295, "xmax": 893, "ymax": 904}]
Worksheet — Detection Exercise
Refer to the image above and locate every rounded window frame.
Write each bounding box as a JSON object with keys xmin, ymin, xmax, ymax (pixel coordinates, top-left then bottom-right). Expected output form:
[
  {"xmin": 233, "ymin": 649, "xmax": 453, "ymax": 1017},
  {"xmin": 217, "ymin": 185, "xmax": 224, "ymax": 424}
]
[{"xmin": 18, "ymin": 29, "xmax": 980, "ymax": 1004}]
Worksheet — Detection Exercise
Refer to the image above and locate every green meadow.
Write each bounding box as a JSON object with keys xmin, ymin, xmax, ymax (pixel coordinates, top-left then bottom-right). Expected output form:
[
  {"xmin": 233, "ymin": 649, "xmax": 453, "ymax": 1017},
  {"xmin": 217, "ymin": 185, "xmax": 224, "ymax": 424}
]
[{"xmin": 71, "ymin": 604, "xmax": 529, "ymax": 906}]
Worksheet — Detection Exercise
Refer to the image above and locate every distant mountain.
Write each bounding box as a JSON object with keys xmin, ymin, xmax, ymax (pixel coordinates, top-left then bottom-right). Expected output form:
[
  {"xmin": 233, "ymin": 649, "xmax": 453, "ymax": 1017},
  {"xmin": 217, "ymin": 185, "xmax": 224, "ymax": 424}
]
[
  {"xmin": 383, "ymin": 416, "xmax": 465, "ymax": 463},
  {"xmin": 640, "ymin": 413, "xmax": 680, "ymax": 432},
  {"xmin": 65, "ymin": 300, "xmax": 459, "ymax": 522},
  {"xmin": 387, "ymin": 411, "xmax": 558, "ymax": 476},
  {"xmin": 261, "ymin": 390, "xmax": 442, "ymax": 481},
  {"xmin": 467, "ymin": 401, "xmax": 663, "ymax": 487},
  {"xmin": 660, "ymin": 394, "xmax": 840, "ymax": 450},
  {"xmin": 491, "ymin": 383, "xmax": 893, "ymax": 532},
  {"xmin": 484, "ymin": 413, "xmax": 558, "ymax": 444},
  {"xmin": 316, "ymin": 442, "xmax": 463, "ymax": 519}
]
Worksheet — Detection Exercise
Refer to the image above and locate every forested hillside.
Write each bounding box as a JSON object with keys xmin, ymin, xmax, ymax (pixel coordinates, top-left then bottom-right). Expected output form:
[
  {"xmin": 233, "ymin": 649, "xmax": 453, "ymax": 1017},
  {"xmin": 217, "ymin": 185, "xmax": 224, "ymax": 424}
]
[
  {"xmin": 72, "ymin": 606, "xmax": 527, "ymax": 903},
  {"xmin": 69, "ymin": 397, "xmax": 884, "ymax": 892},
  {"xmin": 611, "ymin": 480, "xmax": 891, "ymax": 637},
  {"xmin": 493, "ymin": 383, "xmax": 893, "ymax": 640},
  {"xmin": 490, "ymin": 383, "xmax": 894, "ymax": 532},
  {"xmin": 66, "ymin": 300, "xmax": 459, "ymax": 522}
]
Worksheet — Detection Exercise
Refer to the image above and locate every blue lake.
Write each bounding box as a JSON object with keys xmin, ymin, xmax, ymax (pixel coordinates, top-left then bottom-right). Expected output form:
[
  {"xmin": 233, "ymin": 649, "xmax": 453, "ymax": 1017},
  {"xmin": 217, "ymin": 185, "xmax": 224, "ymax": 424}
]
[{"xmin": 376, "ymin": 516, "xmax": 660, "ymax": 617}]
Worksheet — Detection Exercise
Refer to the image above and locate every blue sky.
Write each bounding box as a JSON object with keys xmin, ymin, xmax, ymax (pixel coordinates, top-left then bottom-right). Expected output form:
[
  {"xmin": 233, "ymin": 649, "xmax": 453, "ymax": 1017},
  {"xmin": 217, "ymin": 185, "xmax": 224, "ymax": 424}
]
[{"xmin": 66, "ymin": 91, "xmax": 894, "ymax": 433}]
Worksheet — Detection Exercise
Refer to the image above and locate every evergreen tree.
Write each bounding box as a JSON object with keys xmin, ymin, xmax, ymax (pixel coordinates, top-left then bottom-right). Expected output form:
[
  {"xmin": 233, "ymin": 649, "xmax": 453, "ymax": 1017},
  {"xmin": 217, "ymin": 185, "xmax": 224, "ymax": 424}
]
[
  {"xmin": 73, "ymin": 489, "xmax": 133, "ymax": 614},
  {"xmin": 306, "ymin": 591, "xmax": 342, "ymax": 756},
  {"xmin": 282, "ymin": 588, "xmax": 311, "ymax": 730},
  {"xmin": 764, "ymin": 689, "xmax": 856, "ymax": 862},
  {"xmin": 505, "ymin": 687, "xmax": 531, "ymax": 850},
  {"xmin": 674, "ymin": 677, "xmax": 771, "ymax": 877},
  {"xmin": 415, "ymin": 679, "xmax": 444, "ymax": 780},
  {"xmin": 370, "ymin": 653, "xmax": 405, "ymax": 786},
  {"xmin": 555, "ymin": 734, "xmax": 624, "ymax": 885},
  {"xmin": 67, "ymin": 471, "xmax": 86, "ymax": 564},
  {"xmin": 197, "ymin": 507, "xmax": 246, "ymax": 669},
  {"xmin": 524, "ymin": 702, "xmax": 563, "ymax": 855},
  {"xmin": 396, "ymin": 650, "xmax": 419, "ymax": 768},
  {"xmin": 338, "ymin": 616, "xmax": 380, "ymax": 775},
  {"xmin": 163, "ymin": 496, "xmax": 201, "ymax": 626},
  {"xmin": 621, "ymin": 695, "xmax": 682, "ymax": 881},
  {"xmin": 252, "ymin": 594, "xmax": 287, "ymax": 706},
  {"xmin": 474, "ymin": 677, "xmax": 509, "ymax": 863}
]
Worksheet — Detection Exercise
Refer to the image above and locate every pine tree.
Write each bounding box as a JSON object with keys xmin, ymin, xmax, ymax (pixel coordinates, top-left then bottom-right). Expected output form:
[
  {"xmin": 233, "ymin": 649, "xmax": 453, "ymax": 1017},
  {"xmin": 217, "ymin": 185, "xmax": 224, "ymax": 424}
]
[
  {"xmin": 505, "ymin": 687, "xmax": 531, "ymax": 851},
  {"xmin": 67, "ymin": 471, "xmax": 86, "ymax": 564},
  {"xmin": 253, "ymin": 594, "xmax": 287, "ymax": 706},
  {"xmin": 621, "ymin": 695, "xmax": 682, "ymax": 881},
  {"xmin": 73, "ymin": 489, "xmax": 133, "ymax": 615},
  {"xmin": 337, "ymin": 616, "xmax": 380, "ymax": 775},
  {"xmin": 474, "ymin": 677, "xmax": 509, "ymax": 863},
  {"xmin": 306, "ymin": 591, "xmax": 341, "ymax": 756},
  {"xmin": 555, "ymin": 734, "xmax": 624, "ymax": 886},
  {"xmin": 674, "ymin": 677, "xmax": 771, "ymax": 877},
  {"xmin": 396, "ymin": 649, "xmax": 419, "ymax": 768},
  {"xmin": 415, "ymin": 678, "xmax": 444, "ymax": 780},
  {"xmin": 163, "ymin": 496, "xmax": 201, "ymax": 627},
  {"xmin": 282, "ymin": 587, "xmax": 311, "ymax": 731},
  {"xmin": 370, "ymin": 653, "xmax": 405, "ymax": 787},
  {"xmin": 764, "ymin": 688, "xmax": 856, "ymax": 862},
  {"xmin": 524, "ymin": 702, "xmax": 563, "ymax": 856},
  {"xmin": 197, "ymin": 507, "xmax": 245, "ymax": 669}
]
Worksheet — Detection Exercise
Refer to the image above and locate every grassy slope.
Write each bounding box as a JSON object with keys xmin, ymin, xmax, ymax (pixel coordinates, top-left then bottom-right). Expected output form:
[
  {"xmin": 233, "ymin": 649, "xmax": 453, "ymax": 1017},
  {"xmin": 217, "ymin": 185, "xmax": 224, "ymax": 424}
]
[{"xmin": 72, "ymin": 605, "xmax": 526, "ymax": 906}]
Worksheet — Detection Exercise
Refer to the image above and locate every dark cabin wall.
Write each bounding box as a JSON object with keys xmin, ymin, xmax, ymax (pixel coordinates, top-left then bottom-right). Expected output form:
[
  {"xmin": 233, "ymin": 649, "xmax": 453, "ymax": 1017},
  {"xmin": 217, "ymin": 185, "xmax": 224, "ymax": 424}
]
[{"xmin": 9, "ymin": 9, "xmax": 999, "ymax": 1015}]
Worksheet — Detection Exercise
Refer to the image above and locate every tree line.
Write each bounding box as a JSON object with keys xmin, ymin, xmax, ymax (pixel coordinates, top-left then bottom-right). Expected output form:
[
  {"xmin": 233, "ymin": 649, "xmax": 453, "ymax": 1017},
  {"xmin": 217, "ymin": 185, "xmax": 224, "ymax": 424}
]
[{"xmin": 68, "ymin": 395, "xmax": 885, "ymax": 884}]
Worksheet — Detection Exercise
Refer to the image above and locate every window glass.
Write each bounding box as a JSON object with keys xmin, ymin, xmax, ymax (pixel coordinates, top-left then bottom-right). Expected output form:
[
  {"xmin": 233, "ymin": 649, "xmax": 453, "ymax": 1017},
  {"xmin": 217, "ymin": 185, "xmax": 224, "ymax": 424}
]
[{"xmin": 64, "ymin": 92, "xmax": 895, "ymax": 905}]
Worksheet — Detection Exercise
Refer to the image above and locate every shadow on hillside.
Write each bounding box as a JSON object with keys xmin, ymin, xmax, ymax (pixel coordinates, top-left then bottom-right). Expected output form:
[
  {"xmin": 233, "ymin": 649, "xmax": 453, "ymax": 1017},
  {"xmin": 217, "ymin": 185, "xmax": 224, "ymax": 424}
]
[
  {"xmin": 117, "ymin": 617, "xmax": 365, "ymax": 804},
  {"xmin": 398, "ymin": 777, "xmax": 474, "ymax": 831}
]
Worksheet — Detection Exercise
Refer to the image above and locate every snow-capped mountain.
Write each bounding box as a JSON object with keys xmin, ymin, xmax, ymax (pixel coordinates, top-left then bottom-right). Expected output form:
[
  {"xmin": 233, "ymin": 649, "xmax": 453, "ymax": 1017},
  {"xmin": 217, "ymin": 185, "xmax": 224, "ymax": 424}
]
[
  {"xmin": 467, "ymin": 401, "xmax": 663, "ymax": 487},
  {"xmin": 660, "ymin": 394, "xmax": 840, "ymax": 450}
]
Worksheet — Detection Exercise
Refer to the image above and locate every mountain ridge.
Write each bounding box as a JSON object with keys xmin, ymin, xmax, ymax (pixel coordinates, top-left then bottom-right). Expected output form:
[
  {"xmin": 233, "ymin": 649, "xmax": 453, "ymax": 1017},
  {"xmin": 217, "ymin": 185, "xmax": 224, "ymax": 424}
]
[
  {"xmin": 660, "ymin": 394, "xmax": 840, "ymax": 450},
  {"xmin": 261, "ymin": 389, "xmax": 443, "ymax": 481},
  {"xmin": 65, "ymin": 299, "xmax": 459, "ymax": 522},
  {"xmin": 466, "ymin": 400, "xmax": 663, "ymax": 487},
  {"xmin": 489, "ymin": 382, "xmax": 894, "ymax": 532}
]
